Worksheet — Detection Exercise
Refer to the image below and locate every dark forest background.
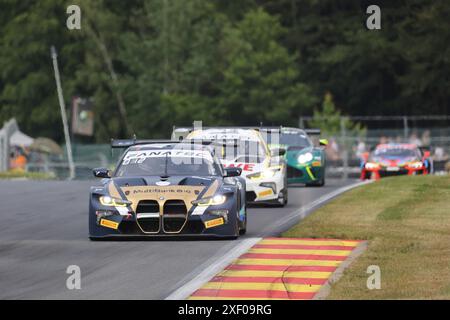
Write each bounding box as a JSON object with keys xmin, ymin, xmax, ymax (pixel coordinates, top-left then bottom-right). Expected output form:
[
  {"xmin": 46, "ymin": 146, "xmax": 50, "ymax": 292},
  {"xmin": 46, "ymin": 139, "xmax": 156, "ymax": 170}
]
[{"xmin": 1, "ymin": 0, "xmax": 449, "ymax": 142}]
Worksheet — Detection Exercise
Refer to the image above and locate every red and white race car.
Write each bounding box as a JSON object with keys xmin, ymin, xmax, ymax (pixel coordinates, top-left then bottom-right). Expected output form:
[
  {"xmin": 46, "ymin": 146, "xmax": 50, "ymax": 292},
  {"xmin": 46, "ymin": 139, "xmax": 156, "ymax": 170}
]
[{"xmin": 361, "ymin": 143, "xmax": 432, "ymax": 180}]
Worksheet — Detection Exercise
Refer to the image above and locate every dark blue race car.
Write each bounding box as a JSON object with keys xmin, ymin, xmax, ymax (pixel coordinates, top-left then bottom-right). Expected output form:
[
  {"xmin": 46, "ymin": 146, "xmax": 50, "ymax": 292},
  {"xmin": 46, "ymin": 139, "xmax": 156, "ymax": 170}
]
[{"xmin": 89, "ymin": 140, "xmax": 247, "ymax": 240}]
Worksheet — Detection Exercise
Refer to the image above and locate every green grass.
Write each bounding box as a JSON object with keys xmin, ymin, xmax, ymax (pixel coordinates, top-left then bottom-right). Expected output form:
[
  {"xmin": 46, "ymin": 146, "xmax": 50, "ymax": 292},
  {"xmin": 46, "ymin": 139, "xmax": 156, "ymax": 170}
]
[
  {"xmin": 283, "ymin": 175, "xmax": 450, "ymax": 299},
  {"xmin": 0, "ymin": 170, "xmax": 55, "ymax": 180}
]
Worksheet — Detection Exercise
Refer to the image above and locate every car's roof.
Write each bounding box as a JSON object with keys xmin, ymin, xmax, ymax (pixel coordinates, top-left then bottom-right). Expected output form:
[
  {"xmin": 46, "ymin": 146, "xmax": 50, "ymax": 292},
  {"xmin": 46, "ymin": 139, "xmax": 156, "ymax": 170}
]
[
  {"xmin": 128, "ymin": 142, "xmax": 212, "ymax": 152},
  {"xmin": 376, "ymin": 143, "xmax": 418, "ymax": 150},
  {"xmin": 188, "ymin": 128, "xmax": 261, "ymax": 141},
  {"xmin": 280, "ymin": 127, "xmax": 307, "ymax": 135}
]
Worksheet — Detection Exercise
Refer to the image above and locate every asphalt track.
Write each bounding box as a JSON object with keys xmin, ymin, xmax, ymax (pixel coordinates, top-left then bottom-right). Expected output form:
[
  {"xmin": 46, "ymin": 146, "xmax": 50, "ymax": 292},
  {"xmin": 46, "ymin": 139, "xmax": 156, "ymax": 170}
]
[{"xmin": 0, "ymin": 178, "xmax": 358, "ymax": 299}]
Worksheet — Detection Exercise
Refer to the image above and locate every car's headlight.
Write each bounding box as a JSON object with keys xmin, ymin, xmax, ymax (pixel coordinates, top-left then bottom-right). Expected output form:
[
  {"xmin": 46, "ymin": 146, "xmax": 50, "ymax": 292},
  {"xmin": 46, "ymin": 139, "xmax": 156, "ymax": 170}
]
[
  {"xmin": 247, "ymin": 167, "xmax": 280, "ymax": 180},
  {"xmin": 99, "ymin": 196, "xmax": 131, "ymax": 207},
  {"xmin": 365, "ymin": 162, "xmax": 380, "ymax": 170},
  {"xmin": 192, "ymin": 195, "xmax": 226, "ymax": 206},
  {"xmin": 298, "ymin": 152, "xmax": 313, "ymax": 164},
  {"xmin": 262, "ymin": 169, "xmax": 276, "ymax": 178},
  {"xmin": 407, "ymin": 162, "xmax": 423, "ymax": 169}
]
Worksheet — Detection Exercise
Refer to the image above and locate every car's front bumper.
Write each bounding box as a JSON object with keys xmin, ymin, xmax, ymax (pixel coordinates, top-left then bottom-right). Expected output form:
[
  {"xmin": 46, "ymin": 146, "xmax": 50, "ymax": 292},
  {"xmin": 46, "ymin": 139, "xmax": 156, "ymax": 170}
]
[
  {"xmin": 361, "ymin": 166, "xmax": 427, "ymax": 180},
  {"xmin": 244, "ymin": 171, "xmax": 285, "ymax": 202},
  {"xmin": 89, "ymin": 201, "xmax": 239, "ymax": 238},
  {"xmin": 287, "ymin": 163, "xmax": 323, "ymax": 184}
]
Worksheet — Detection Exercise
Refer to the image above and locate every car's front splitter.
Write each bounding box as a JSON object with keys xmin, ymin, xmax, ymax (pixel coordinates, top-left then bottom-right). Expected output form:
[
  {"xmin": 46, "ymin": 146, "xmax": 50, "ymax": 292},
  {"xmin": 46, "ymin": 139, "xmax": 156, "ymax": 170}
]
[{"xmin": 287, "ymin": 164, "xmax": 323, "ymax": 184}]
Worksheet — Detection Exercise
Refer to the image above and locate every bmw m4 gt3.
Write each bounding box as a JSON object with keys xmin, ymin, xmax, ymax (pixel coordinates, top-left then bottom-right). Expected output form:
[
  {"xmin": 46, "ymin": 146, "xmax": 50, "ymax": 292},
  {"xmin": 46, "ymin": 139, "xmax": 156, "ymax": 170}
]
[{"xmin": 89, "ymin": 140, "xmax": 247, "ymax": 239}]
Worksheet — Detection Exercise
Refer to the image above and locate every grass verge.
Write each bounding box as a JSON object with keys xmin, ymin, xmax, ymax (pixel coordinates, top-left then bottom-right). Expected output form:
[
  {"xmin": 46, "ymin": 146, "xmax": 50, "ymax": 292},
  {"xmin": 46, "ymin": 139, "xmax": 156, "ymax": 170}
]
[
  {"xmin": 283, "ymin": 175, "xmax": 450, "ymax": 299},
  {"xmin": 0, "ymin": 170, "xmax": 55, "ymax": 180}
]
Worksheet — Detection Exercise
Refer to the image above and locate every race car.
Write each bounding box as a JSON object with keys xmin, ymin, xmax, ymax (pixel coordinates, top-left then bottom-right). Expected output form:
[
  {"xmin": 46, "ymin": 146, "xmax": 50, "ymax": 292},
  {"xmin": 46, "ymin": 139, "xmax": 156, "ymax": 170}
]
[
  {"xmin": 173, "ymin": 127, "xmax": 288, "ymax": 206},
  {"xmin": 89, "ymin": 140, "xmax": 247, "ymax": 239},
  {"xmin": 360, "ymin": 143, "xmax": 432, "ymax": 180},
  {"xmin": 262, "ymin": 127, "xmax": 328, "ymax": 186}
]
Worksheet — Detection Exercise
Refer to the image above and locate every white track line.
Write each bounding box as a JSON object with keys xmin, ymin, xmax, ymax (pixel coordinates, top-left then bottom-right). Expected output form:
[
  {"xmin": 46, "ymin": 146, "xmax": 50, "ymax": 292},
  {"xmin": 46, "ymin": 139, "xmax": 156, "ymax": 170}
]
[{"xmin": 165, "ymin": 180, "xmax": 371, "ymax": 300}]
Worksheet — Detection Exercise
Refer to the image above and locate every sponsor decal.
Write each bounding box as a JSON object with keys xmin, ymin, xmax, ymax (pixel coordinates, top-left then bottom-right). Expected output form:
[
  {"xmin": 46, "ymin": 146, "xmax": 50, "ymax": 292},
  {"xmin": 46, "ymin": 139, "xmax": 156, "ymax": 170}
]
[
  {"xmin": 130, "ymin": 188, "xmax": 194, "ymax": 194},
  {"xmin": 258, "ymin": 189, "xmax": 273, "ymax": 197},
  {"xmin": 191, "ymin": 131, "xmax": 259, "ymax": 142},
  {"xmin": 122, "ymin": 150, "xmax": 213, "ymax": 165},
  {"xmin": 223, "ymin": 163, "xmax": 256, "ymax": 172},
  {"xmin": 100, "ymin": 219, "xmax": 119, "ymax": 230},
  {"xmin": 312, "ymin": 161, "xmax": 321, "ymax": 167},
  {"xmin": 156, "ymin": 181, "xmax": 171, "ymax": 186},
  {"xmin": 204, "ymin": 217, "xmax": 224, "ymax": 229}
]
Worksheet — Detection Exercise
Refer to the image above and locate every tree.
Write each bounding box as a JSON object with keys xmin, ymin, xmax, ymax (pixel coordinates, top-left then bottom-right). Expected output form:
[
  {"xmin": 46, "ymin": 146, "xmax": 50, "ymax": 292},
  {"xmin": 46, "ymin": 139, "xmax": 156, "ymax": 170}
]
[
  {"xmin": 0, "ymin": 0, "xmax": 80, "ymax": 141},
  {"xmin": 216, "ymin": 8, "xmax": 317, "ymax": 126},
  {"xmin": 309, "ymin": 92, "xmax": 365, "ymax": 138},
  {"xmin": 118, "ymin": 0, "xmax": 229, "ymax": 137}
]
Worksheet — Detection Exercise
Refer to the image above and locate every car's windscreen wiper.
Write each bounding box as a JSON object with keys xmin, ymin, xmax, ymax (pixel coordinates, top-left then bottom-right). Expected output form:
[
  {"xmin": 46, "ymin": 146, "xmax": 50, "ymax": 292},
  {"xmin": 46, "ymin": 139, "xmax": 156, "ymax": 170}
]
[{"xmin": 161, "ymin": 153, "xmax": 169, "ymax": 179}]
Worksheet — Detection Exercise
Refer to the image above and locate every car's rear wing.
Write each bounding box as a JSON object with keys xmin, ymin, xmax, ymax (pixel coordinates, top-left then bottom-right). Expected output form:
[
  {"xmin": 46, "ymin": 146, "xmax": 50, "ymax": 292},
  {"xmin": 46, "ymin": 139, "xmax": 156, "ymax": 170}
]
[
  {"xmin": 111, "ymin": 138, "xmax": 177, "ymax": 149},
  {"xmin": 110, "ymin": 138, "xmax": 218, "ymax": 149},
  {"xmin": 304, "ymin": 128, "xmax": 321, "ymax": 135}
]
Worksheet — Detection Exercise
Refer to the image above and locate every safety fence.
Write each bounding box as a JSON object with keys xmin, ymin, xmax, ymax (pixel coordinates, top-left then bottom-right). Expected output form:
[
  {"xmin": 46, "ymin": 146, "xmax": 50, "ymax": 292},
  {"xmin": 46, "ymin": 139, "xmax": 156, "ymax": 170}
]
[
  {"xmin": 3, "ymin": 114, "xmax": 450, "ymax": 180},
  {"xmin": 25, "ymin": 144, "xmax": 121, "ymax": 180},
  {"xmin": 323, "ymin": 134, "xmax": 450, "ymax": 179},
  {"xmin": 25, "ymin": 131, "xmax": 450, "ymax": 180}
]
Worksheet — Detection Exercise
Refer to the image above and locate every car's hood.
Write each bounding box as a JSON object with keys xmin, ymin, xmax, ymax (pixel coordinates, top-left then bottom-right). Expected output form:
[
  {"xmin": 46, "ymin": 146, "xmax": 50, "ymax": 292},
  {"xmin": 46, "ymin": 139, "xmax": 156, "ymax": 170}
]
[
  {"xmin": 370, "ymin": 156, "xmax": 419, "ymax": 167},
  {"xmin": 106, "ymin": 176, "xmax": 220, "ymax": 212}
]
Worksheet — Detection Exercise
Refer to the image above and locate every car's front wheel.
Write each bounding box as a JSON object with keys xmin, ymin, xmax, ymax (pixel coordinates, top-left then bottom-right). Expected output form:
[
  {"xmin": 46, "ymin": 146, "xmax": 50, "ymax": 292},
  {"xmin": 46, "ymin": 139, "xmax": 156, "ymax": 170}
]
[{"xmin": 239, "ymin": 218, "xmax": 247, "ymax": 235}]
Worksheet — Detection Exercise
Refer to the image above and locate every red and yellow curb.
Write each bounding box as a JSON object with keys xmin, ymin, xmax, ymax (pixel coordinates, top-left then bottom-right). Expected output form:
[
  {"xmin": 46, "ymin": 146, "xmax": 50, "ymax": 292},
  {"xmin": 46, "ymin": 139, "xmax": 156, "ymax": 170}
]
[{"xmin": 189, "ymin": 237, "xmax": 362, "ymax": 300}]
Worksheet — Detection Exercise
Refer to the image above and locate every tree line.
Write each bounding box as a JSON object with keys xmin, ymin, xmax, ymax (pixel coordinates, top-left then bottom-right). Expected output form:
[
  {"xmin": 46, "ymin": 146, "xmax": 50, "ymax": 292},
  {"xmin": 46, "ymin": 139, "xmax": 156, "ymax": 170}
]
[{"xmin": 0, "ymin": 0, "xmax": 448, "ymax": 143}]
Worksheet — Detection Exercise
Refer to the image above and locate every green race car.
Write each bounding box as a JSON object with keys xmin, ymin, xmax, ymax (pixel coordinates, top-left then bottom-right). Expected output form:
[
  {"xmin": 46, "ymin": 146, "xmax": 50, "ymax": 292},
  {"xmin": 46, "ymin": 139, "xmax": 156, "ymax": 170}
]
[{"xmin": 268, "ymin": 128, "xmax": 328, "ymax": 186}]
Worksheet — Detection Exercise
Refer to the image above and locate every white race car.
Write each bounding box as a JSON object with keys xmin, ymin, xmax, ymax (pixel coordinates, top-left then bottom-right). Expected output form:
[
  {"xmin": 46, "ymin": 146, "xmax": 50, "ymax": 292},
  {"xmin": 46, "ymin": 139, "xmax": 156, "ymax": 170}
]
[{"xmin": 173, "ymin": 127, "xmax": 288, "ymax": 207}]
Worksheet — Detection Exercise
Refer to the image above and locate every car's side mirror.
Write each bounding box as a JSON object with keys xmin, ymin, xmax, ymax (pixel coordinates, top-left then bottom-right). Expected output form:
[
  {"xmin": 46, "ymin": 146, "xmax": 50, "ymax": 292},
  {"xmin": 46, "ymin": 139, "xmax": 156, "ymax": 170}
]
[
  {"xmin": 224, "ymin": 167, "xmax": 242, "ymax": 177},
  {"xmin": 93, "ymin": 168, "xmax": 111, "ymax": 178},
  {"xmin": 270, "ymin": 148, "xmax": 286, "ymax": 157},
  {"xmin": 319, "ymin": 139, "xmax": 329, "ymax": 146}
]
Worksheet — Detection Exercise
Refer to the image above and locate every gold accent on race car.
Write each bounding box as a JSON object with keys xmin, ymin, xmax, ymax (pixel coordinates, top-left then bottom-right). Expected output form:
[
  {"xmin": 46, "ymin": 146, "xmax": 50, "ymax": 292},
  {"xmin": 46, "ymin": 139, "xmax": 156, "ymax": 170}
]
[
  {"xmin": 204, "ymin": 217, "xmax": 224, "ymax": 229},
  {"xmin": 121, "ymin": 185, "xmax": 206, "ymax": 213},
  {"xmin": 122, "ymin": 185, "xmax": 205, "ymax": 234},
  {"xmin": 100, "ymin": 219, "xmax": 119, "ymax": 230},
  {"xmin": 200, "ymin": 180, "xmax": 219, "ymax": 199},
  {"xmin": 108, "ymin": 182, "xmax": 121, "ymax": 199},
  {"xmin": 121, "ymin": 183, "xmax": 220, "ymax": 234}
]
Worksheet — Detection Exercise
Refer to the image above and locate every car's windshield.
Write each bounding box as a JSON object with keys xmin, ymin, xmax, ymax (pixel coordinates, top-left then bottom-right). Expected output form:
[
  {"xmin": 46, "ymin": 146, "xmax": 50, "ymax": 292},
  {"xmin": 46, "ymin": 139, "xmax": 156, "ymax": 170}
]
[
  {"xmin": 280, "ymin": 133, "xmax": 312, "ymax": 149},
  {"xmin": 374, "ymin": 148, "xmax": 417, "ymax": 158},
  {"xmin": 115, "ymin": 149, "xmax": 220, "ymax": 177},
  {"xmin": 213, "ymin": 140, "xmax": 266, "ymax": 163}
]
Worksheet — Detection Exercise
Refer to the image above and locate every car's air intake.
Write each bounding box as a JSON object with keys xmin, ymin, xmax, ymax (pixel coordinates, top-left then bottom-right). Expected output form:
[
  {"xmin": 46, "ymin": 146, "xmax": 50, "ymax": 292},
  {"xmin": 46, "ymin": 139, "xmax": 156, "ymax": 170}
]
[
  {"xmin": 163, "ymin": 200, "xmax": 187, "ymax": 233},
  {"xmin": 136, "ymin": 200, "xmax": 160, "ymax": 233}
]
